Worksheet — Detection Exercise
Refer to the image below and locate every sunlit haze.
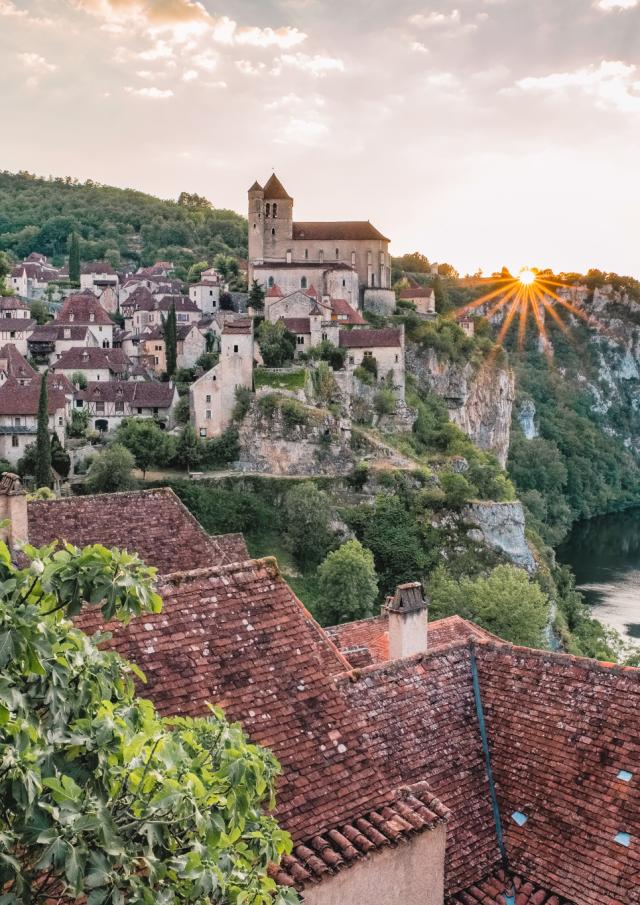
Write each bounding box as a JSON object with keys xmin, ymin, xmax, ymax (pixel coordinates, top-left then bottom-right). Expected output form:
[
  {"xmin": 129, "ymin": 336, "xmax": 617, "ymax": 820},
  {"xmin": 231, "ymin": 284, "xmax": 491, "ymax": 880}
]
[{"xmin": 1, "ymin": 0, "xmax": 639, "ymax": 276}]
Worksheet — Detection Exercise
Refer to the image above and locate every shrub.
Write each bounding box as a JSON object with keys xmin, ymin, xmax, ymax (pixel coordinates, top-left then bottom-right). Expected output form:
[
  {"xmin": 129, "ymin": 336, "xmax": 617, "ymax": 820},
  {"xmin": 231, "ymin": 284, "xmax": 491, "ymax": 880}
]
[
  {"xmin": 202, "ymin": 427, "xmax": 240, "ymax": 468},
  {"xmin": 173, "ymin": 426, "xmax": 203, "ymax": 471},
  {"xmin": 175, "ymin": 395, "xmax": 190, "ymax": 425},
  {"xmin": 283, "ymin": 482, "xmax": 333, "ymax": 567},
  {"xmin": 280, "ymin": 398, "xmax": 308, "ymax": 430},
  {"xmin": 347, "ymin": 462, "xmax": 369, "ymax": 491},
  {"xmin": 440, "ymin": 470, "xmax": 474, "ymax": 508},
  {"xmin": 316, "ymin": 540, "xmax": 378, "ymax": 625},
  {"xmin": 257, "ymin": 320, "xmax": 296, "ymax": 367},
  {"xmin": 86, "ymin": 444, "xmax": 136, "ymax": 493},
  {"xmin": 374, "ymin": 388, "xmax": 396, "ymax": 416},
  {"xmin": 70, "ymin": 370, "xmax": 87, "ymax": 390},
  {"xmin": 233, "ymin": 385, "xmax": 252, "ymax": 422},
  {"xmin": 360, "ymin": 355, "xmax": 378, "ymax": 379}
]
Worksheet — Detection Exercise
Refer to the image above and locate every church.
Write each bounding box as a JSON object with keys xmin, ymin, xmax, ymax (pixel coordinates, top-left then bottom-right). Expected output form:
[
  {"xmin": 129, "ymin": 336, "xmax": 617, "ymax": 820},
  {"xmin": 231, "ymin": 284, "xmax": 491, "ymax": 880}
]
[{"xmin": 247, "ymin": 174, "xmax": 396, "ymax": 312}]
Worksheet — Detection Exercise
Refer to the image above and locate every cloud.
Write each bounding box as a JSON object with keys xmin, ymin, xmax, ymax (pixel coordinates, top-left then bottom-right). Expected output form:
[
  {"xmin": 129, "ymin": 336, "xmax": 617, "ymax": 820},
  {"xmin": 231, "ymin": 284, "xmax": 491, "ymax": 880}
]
[
  {"xmin": 19, "ymin": 52, "xmax": 57, "ymax": 73},
  {"xmin": 182, "ymin": 68, "xmax": 198, "ymax": 81},
  {"xmin": 515, "ymin": 60, "xmax": 640, "ymax": 113},
  {"xmin": 410, "ymin": 41, "xmax": 429, "ymax": 53},
  {"xmin": 595, "ymin": 0, "xmax": 638, "ymax": 9},
  {"xmin": 0, "ymin": 0, "xmax": 26, "ymax": 16},
  {"xmin": 278, "ymin": 52, "xmax": 344, "ymax": 76},
  {"xmin": 125, "ymin": 84, "xmax": 174, "ymax": 98},
  {"xmin": 72, "ymin": 0, "xmax": 209, "ymax": 27},
  {"xmin": 276, "ymin": 116, "xmax": 328, "ymax": 145},
  {"xmin": 409, "ymin": 9, "xmax": 461, "ymax": 27},
  {"xmin": 234, "ymin": 25, "xmax": 307, "ymax": 48}
]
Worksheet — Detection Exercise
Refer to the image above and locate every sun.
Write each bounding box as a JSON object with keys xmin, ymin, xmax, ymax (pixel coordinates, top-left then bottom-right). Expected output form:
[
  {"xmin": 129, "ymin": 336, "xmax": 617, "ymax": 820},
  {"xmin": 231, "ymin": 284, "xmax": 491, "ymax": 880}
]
[{"xmin": 518, "ymin": 268, "xmax": 536, "ymax": 286}]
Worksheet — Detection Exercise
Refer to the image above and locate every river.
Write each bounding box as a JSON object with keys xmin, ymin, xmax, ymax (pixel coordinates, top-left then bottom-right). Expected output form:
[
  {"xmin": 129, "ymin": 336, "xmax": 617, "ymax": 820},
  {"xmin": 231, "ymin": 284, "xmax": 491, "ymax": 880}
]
[{"xmin": 557, "ymin": 508, "xmax": 640, "ymax": 642}]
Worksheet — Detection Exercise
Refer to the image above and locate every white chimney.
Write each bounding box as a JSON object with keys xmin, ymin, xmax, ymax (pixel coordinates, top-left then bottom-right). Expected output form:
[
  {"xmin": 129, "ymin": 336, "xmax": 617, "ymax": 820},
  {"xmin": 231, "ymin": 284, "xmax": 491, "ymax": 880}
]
[{"xmin": 384, "ymin": 582, "xmax": 428, "ymax": 660}]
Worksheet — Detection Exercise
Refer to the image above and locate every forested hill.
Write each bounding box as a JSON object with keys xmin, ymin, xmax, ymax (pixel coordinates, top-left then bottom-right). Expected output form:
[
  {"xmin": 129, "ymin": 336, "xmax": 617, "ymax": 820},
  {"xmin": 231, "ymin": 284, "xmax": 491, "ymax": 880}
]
[{"xmin": 0, "ymin": 170, "xmax": 248, "ymax": 276}]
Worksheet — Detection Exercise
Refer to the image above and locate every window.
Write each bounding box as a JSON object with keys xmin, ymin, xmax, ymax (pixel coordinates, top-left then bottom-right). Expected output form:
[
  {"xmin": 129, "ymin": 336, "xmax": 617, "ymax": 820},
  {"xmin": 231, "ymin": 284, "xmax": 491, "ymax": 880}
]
[
  {"xmin": 233, "ymin": 344, "xmax": 239, "ymax": 353},
  {"xmin": 395, "ymin": 354, "xmax": 399, "ymax": 363},
  {"xmin": 115, "ymin": 401, "xmax": 124, "ymax": 413},
  {"xmin": 265, "ymin": 202, "xmax": 271, "ymax": 218},
  {"xmin": 206, "ymin": 394, "xmax": 211, "ymax": 403},
  {"xmin": 75, "ymin": 399, "xmax": 83, "ymax": 408},
  {"xmin": 206, "ymin": 410, "xmax": 212, "ymax": 420},
  {"xmin": 10, "ymin": 332, "xmax": 15, "ymax": 339},
  {"xmin": 199, "ymin": 428, "xmax": 206, "ymax": 437},
  {"xmin": 322, "ymin": 332, "xmax": 328, "ymax": 341},
  {"xmin": 371, "ymin": 273, "xmax": 376, "ymax": 287},
  {"xmin": 273, "ymin": 203, "xmax": 278, "ymax": 218},
  {"xmin": 268, "ymin": 276, "xmax": 275, "ymax": 288},
  {"xmin": 363, "ymin": 350, "xmax": 373, "ymax": 359},
  {"xmin": 367, "ymin": 251, "xmax": 372, "ymax": 265},
  {"xmin": 64, "ymin": 329, "xmax": 71, "ymax": 339},
  {"xmin": 154, "ymin": 356, "xmax": 159, "ymax": 365},
  {"xmin": 318, "ymin": 250, "xmax": 324, "ymax": 263},
  {"xmin": 286, "ymin": 250, "xmax": 292, "ymax": 263},
  {"xmin": 297, "ymin": 335, "xmax": 305, "ymax": 345},
  {"xmin": 58, "ymin": 417, "xmax": 63, "ymax": 426},
  {"xmin": 304, "ymin": 248, "xmax": 308, "ymax": 260},
  {"xmin": 348, "ymin": 355, "xmax": 354, "ymax": 364},
  {"xmin": 335, "ymin": 248, "xmax": 339, "ymax": 260},
  {"xmin": 342, "ymin": 278, "xmax": 346, "ymax": 287},
  {"xmin": 351, "ymin": 250, "xmax": 356, "ymax": 265},
  {"xmin": 95, "ymin": 402, "xmax": 105, "ymax": 414},
  {"xmin": 209, "ymin": 289, "xmax": 213, "ymax": 296},
  {"xmin": 379, "ymin": 251, "xmax": 385, "ymax": 265},
  {"xmin": 301, "ymin": 276, "xmax": 308, "ymax": 289},
  {"xmin": 153, "ymin": 407, "xmax": 158, "ymax": 415},
  {"xmin": 14, "ymin": 417, "xmax": 20, "ymax": 427},
  {"xmin": 271, "ymin": 227, "xmax": 276, "ymax": 236},
  {"xmin": 12, "ymin": 435, "xmax": 18, "ymax": 448}
]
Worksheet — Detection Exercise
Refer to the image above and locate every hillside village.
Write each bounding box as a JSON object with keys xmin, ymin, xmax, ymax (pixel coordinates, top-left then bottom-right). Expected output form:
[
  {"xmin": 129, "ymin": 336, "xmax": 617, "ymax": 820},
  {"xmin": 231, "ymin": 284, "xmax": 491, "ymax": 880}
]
[{"xmin": 1, "ymin": 173, "xmax": 640, "ymax": 905}]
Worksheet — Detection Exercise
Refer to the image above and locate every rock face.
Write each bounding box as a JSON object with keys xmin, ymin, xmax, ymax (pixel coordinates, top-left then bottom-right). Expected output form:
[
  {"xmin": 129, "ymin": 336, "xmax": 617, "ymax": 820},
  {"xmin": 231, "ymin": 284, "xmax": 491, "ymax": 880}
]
[
  {"xmin": 462, "ymin": 501, "xmax": 536, "ymax": 572},
  {"xmin": 406, "ymin": 345, "xmax": 515, "ymax": 467},
  {"xmin": 518, "ymin": 399, "xmax": 538, "ymax": 440}
]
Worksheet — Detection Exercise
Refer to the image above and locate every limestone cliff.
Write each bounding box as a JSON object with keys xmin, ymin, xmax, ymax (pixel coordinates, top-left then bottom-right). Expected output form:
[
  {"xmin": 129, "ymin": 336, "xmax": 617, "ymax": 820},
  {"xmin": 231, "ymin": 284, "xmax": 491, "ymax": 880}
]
[
  {"xmin": 406, "ymin": 344, "xmax": 515, "ymax": 467},
  {"xmin": 463, "ymin": 501, "xmax": 536, "ymax": 572}
]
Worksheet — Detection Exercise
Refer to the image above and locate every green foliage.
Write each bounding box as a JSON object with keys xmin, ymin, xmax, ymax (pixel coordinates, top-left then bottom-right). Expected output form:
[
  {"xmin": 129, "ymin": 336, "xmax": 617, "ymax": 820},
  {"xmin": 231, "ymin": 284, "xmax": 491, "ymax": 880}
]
[
  {"xmin": 164, "ymin": 303, "xmax": 177, "ymax": 377},
  {"xmin": 353, "ymin": 365, "xmax": 375, "ymax": 387},
  {"xmin": 249, "ymin": 279, "xmax": 265, "ymax": 311},
  {"xmin": 311, "ymin": 361, "xmax": 340, "ymax": 405},
  {"xmin": 0, "ymin": 170, "xmax": 247, "ymax": 273},
  {"xmin": 175, "ymin": 395, "xmax": 191, "ymax": 425},
  {"xmin": 316, "ymin": 539, "xmax": 378, "ymax": 625},
  {"xmin": 257, "ymin": 320, "xmax": 296, "ymax": 368},
  {"xmin": 255, "ymin": 368, "xmax": 306, "ymax": 392},
  {"xmin": 0, "ymin": 457, "xmax": 12, "ymax": 474},
  {"xmin": 359, "ymin": 354, "xmax": 378, "ymax": 380},
  {"xmin": 429, "ymin": 564, "xmax": 550, "ymax": 647},
  {"xmin": 195, "ymin": 351, "xmax": 219, "ymax": 371},
  {"xmin": 309, "ymin": 340, "xmax": 346, "ymax": 371},
  {"xmin": 233, "ymin": 386, "xmax": 252, "ymax": 422},
  {"xmin": 174, "ymin": 425, "xmax": 203, "ymax": 471},
  {"xmin": 219, "ymin": 291, "xmax": 234, "ymax": 311},
  {"xmin": 70, "ymin": 370, "xmax": 87, "ymax": 390},
  {"xmin": 67, "ymin": 407, "xmax": 89, "ymax": 439},
  {"xmin": 283, "ymin": 482, "xmax": 332, "ymax": 568},
  {"xmin": 439, "ymin": 470, "xmax": 473, "ymax": 508},
  {"xmin": 202, "ymin": 427, "xmax": 240, "ymax": 468},
  {"xmin": 346, "ymin": 462, "xmax": 369, "ymax": 491},
  {"xmin": 68, "ymin": 231, "xmax": 80, "ymax": 284},
  {"xmin": 86, "ymin": 443, "xmax": 136, "ymax": 493},
  {"xmin": 168, "ymin": 480, "xmax": 276, "ymax": 536},
  {"xmin": 116, "ymin": 418, "xmax": 173, "ymax": 476},
  {"xmin": 186, "ymin": 259, "xmax": 208, "ymax": 283},
  {"xmin": 35, "ymin": 374, "xmax": 51, "ymax": 488},
  {"xmin": 257, "ymin": 394, "xmax": 310, "ymax": 433},
  {"xmin": 374, "ymin": 388, "xmax": 395, "ymax": 416},
  {"xmin": 29, "ymin": 299, "xmax": 51, "ymax": 325},
  {"xmin": 0, "ymin": 538, "xmax": 296, "ymax": 904},
  {"xmin": 392, "ymin": 251, "xmax": 431, "ymax": 274},
  {"xmin": 50, "ymin": 432, "xmax": 70, "ymax": 479},
  {"xmin": 411, "ymin": 317, "xmax": 477, "ymax": 363}
]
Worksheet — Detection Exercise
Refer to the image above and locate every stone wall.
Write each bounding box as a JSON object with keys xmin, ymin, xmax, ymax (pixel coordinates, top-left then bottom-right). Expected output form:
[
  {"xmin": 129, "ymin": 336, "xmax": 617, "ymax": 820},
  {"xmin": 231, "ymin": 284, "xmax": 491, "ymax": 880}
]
[{"xmin": 406, "ymin": 344, "xmax": 514, "ymax": 467}]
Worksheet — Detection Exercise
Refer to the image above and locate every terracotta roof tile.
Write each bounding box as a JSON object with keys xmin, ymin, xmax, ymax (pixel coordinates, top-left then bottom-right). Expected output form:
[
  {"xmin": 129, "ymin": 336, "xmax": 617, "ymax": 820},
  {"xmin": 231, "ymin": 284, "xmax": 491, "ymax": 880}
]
[
  {"xmin": 451, "ymin": 870, "xmax": 575, "ymax": 904},
  {"xmin": 281, "ymin": 317, "xmax": 311, "ymax": 334},
  {"xmin": 0, "ymin": 374, "xmax": 69, "ymax": 416},
  {"xmin": 293, "ymin": 221, "xmax": 390, "ymax": 242},
  {"xmin": 27, "ymin": 488, "xmax": 245, "ymax": 574},
  {"xmin": 399, "ymin": 286, "xmax": 435, "ymax": 299},
  {"xmin": 0, "ymin": 344, "xmax": 37, "ymax": 381},
  {"xmin": 52, "ymin": 346, "xmax": 129, "ymax": 374},
  {"xmin": 339, "ymin": 327, "xmax": 402, "ymax": 348},
  {"xmin": 263, "ymin": 173, "xmax": 292, "ymax": 200},
  {"xmin": 330, "ymin": 298, "xmax": 366, "ymax": 324},
  {"xmin": 76, "ymin": 380, "xmax": 176, "ymax": 407},
  {"xmin": 56, "ymin": 292, "xmax": 112, "ymax": 326}
]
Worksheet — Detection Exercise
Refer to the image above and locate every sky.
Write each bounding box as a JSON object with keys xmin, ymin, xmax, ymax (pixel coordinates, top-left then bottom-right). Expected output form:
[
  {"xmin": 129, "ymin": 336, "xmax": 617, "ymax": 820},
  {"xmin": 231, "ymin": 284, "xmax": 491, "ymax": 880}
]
[{"xmin": 1, "ymin": 0, "xmax": 640, "ymax": 277}]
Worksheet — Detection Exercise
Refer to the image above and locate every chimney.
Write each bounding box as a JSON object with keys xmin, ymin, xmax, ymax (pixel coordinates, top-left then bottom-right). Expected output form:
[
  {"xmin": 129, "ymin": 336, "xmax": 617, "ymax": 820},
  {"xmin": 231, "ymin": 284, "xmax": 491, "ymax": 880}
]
[
  {"xmin": 384, "ymin": 581, "xmax": 428, "ymax": 660},
  {"xmin": 0, "ymin": 473, "xmax": 28, "ymax": 550}
]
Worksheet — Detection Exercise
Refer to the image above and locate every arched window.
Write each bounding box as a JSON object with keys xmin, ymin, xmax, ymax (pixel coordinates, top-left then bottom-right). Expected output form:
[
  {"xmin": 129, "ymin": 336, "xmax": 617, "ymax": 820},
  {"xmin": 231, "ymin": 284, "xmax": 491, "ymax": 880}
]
[
  {"xmin": 273, "ymin": 203, "xmax": 278, "ymax": 218},
  {"xmin": 271, "ymin": 227, "xmax": 276, "ymax": 236},
  {"xmin": 265, "ymin": 202, "xmax": 271, "ymax": 218},
  {"xmin": 335, "ymin": 248, "xmax": 339, "ymax": 260},
  {"xmin": 301, "ymin": 276, "xmax": 308, "ymax": 289},
  {"xmin": 268, "ymin": 276, "xmax": 275, "ymax": 288}
]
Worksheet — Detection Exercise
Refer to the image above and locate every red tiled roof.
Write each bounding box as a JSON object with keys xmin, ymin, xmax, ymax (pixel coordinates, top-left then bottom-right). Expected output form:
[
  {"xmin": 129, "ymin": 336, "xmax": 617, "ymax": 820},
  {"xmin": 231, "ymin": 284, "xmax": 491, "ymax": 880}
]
[
  {"xmin": 76, "ymin": 380, "xmax": 176, "ymax": 408},
  {"xmin": 263, "ymin": 173, "xmax": 292, "ymax": 200},
  {"xmin": 305, "ymin": 285, "xmax": 318, "ymax": 298},
  {"xmin": 80, "ymin": 261, "xmax": 116, "ymax": 275},
  {"xmin": 52, "ymin": 346, "xmax": 129, "ymax": 374},
  {"xmin": 281, "ymin": 317, "xmax": 310, "ymax": 334},
  {"xmin": 0, "ymin": 297, "xmax": 30, "ymax": 310},
  {"xmin": 56, "ymin": 292, "xmax": 112, "ymax": 326},
  {"xmin": 339, "ymin": 327, "xmax": 402, "ymax": 348},
  {"xmin": 272, "ymin": 781, "xmax": 449, "ymax": 888},
  {"xmin": 293, "ymin": 221, "xmax": 390, "ymax": 242},
  {"xmin": 266, "ymin": 284, "xmax": 284, "ymax": 298},
  {"xmin": 0, "ymin": 344, "xmax": 37, "ymax": 382},
  {"xmin": 451, "ymin": 870, "xmax": 575, "ymax": 904},
  {"xmin": 0, "ymin": 374, "xmax": 69, "ymax": 416},
  {"xmin": 222, "ymin": 319, "xmax": 252, "ymax": 335},
  {"xmin": 28, "ymin": 488, "xmax": 246, "ymax": 575},
  {"xmin": 326, "ymin": 614, "xmax": 494, "ymax": 666},
  {"xmin": 156, "ymin": 295, "xmax": 201, "ymax": 312},
  {"xmin": 28, "ymin": 324, "xmax": 89, "ymax": 343},
  {"xmin": 398, "ymin": 287, "xmax": 434, "ymax": 299},
  {"xmin": 0, "ymin": 318, "xmax": 35, "ymax": 333},
  {"xmin": 330, "ymin": 298, "xmax": 366, "ymax": 324}
]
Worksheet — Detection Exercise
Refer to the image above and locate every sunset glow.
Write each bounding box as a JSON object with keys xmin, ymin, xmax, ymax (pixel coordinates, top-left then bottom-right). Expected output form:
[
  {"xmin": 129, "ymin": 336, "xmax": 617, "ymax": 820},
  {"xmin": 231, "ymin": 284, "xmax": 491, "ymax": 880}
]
[{"xmin": 518, "ymin": 269, "xmax": 536, "ymax": 286}]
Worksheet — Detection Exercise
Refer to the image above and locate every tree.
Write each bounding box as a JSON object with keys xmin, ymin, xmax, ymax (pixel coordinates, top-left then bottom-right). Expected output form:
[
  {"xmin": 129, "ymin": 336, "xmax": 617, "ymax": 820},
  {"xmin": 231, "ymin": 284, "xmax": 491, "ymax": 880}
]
[
  {"xmin": 174, "ymin": 425, "xmax": 203, "ymax": 471},
  {"xmin": 164, "ymin": 302, "xmax": 177, "ymax": 377},
  {"xmin": 86, "ymin": 443, "xmax": 136, "ymax": 493},
  {"xmin": 429, "ymin": 564, "xmax": 550, "ymax": 648},
  {"xmin": 117, "ymin": 418, "xmax": 170, "ymax": 477},
  {"xmin": 214, "ymin": 253, "xmax": 234, "ymax": 281},
  {"xmin": 249, "ymin": 278, "xmax": 265, "ymax": 311},
  {"xmin": 187, "ymin": 259, "xmax": 208, "ymax": 283},
  {"xmin": 283, "ymin": 482, "xmax": 332, "ymax": 567},
  {"xmin": 175, "ymin": 395, "xmax": 190, "ymax": 425},
  {"xmin": 0, "ymin": 250, "xmax": 12, "ymax": 296},
  {"xmin": 50, "ymin": 431, "xmax": 71, "ymax": 478},
  {"xmin": 68, "ymin": 231, "xmax": 80, "ymax": 284},
  {"xmin": 70, "ymin": 370, "xmax": 87, "ymax": 390},
  {"xmin": 0, "ymin": 537, "xmax": 297, "ymax": 905},
  {"xmin": 316, "ymin": 539, "xmax": 378, "ymax": 625},
  {"xmin": 35, "ymin": 374, "xmax": 51, "ymax": 488},
  {"xmin": 257, "ymin": 320, "xmax": 296, "ymax": 368},
  {"xmin": 30, "ymin": 299, "xmax": 51, "ymax": 325},
  {"xmin": 219, "ymin": 290, "xmax": 234, "ymax": 311}
]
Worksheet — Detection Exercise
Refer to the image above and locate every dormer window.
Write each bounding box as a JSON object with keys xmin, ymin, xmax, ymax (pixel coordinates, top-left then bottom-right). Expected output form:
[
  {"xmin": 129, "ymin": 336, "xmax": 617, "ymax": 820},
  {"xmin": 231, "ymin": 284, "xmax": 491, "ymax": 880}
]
[{"xmin": 90, "ymin": 314, "xmax": 95, "ymax": 322}]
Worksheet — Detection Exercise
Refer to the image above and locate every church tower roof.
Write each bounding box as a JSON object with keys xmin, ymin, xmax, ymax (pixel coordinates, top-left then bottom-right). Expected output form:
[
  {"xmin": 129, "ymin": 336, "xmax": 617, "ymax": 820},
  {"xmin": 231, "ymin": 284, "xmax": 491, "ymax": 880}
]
[
  {"xmin": 263, "ymin": 173, "xmax": 292, "ymax": 200},
  {"xmin": 248, "ymin": 180, "xmax": 263, "ymax": 192}
]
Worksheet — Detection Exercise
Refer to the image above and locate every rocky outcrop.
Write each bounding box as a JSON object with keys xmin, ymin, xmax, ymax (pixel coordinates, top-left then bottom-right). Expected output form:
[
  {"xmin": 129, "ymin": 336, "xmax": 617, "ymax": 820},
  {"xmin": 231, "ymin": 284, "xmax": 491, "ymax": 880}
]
[
  {"xmin": 517, "ymin": 399, "xmax": 538, "ymax": 440},
  {"xmin": 406, "ymin": 345, "xmax": 515, "ymax": 466},
  {"xmin": 462, "ymin": 501, "xmax": 536, "ymax": 572}
]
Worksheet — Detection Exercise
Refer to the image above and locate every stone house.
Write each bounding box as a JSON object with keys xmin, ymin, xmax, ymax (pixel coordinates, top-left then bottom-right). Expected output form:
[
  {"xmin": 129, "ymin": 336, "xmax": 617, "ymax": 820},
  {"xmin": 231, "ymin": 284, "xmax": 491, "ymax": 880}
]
[
  {"xmin": 51, "ymin": 346, "xmax": 130, "ymax": 382},
  {"xmin": 28, "ymin": 324, "xmax": 99, "ymax": 365},
  {"xmin": 0, "ymin": 318, "xmax": 35, "ymax": 355},
  {"xmin": 340, "ymin": 325, "xmax": 405, "ymax": 399},
  {"xmin": 123, "ymin": 290, "xmax": 201, "ymax": 336},
  {"xmin": 248, "ymin": 175, "xmax": 392, "ymax": 305},
  {"xmin": 0, "ymin": 297, "xmax": 32, "ymax": 319},
  {"xmin": 7, "ymin": 253, "xmax": 63, "ymax": 299},
  {"xmin": 0, "ymin": 344, "xmax": 37, "ymax": 386},
  {"xmin": 398, "ymin": 285, "xmax": 436, "ymax": 317},
  {"xmin": 55, "ymin": 291, "xmax": 114, "ymax": 348},
  {"xmin": 0, "ymin": 373, "xmax": 72, "ymax": 465},
  {"xmin": 79, "ymin": 261, "xmax": 119, "ymax": 294},
  {"xmin": 189, "ymin": 281, "xmax": 221, "ymax": 315},
  {"xmin": 190, "ymin": 319, "xmax": 253, "ymax": 439},
  {"xmin": 75, "ymin": 380, "xmax": 179, "ymax": 432},
  {"xmin": 139, "ymin": 323, "xmax": 206, "ymax": 373}
]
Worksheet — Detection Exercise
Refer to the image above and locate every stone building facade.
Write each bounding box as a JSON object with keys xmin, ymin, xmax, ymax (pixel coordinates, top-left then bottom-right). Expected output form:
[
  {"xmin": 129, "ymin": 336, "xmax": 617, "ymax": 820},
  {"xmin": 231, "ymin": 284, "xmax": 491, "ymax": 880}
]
[{"xmin": 247, "ymin": 175, "xmax": 393, "ymax": 307}]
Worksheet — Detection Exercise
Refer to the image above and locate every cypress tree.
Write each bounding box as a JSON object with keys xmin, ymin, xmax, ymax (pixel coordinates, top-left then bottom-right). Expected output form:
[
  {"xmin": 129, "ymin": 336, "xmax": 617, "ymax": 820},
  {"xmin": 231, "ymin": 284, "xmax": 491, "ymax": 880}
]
[
  {"xmin": 68, "ymin": 232, "xmax": 80, "ymax": 285},
  {"xmin": 165, "ymin": 303, "xmax": 177, "ymax": 377},
  {"xmin": 35, "ymin": 373, "xmax": 52, "ymax": 488}
]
